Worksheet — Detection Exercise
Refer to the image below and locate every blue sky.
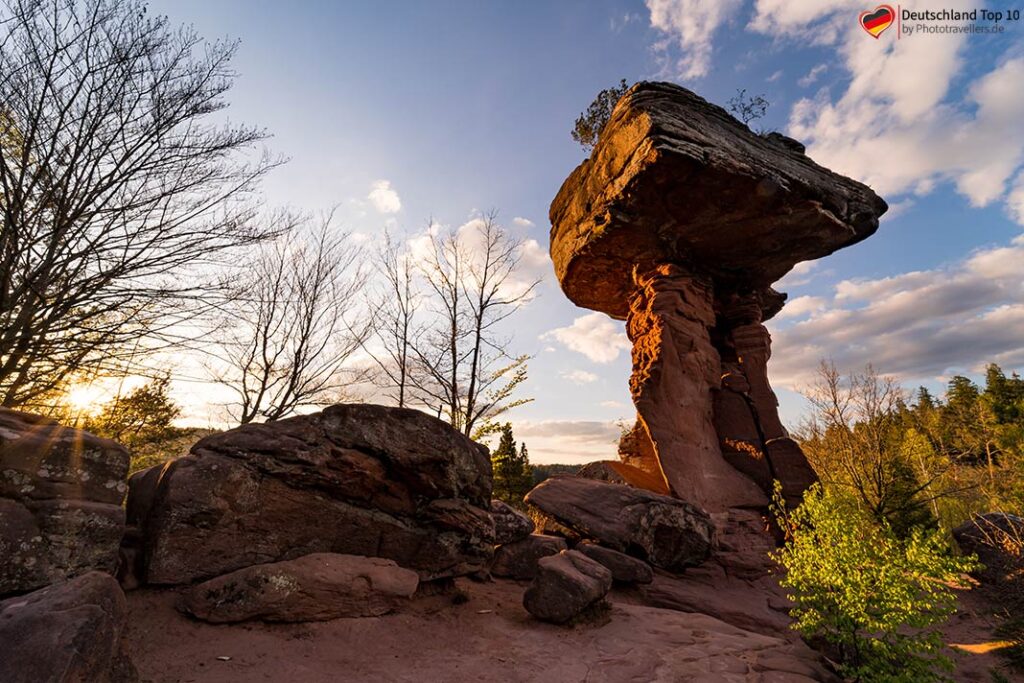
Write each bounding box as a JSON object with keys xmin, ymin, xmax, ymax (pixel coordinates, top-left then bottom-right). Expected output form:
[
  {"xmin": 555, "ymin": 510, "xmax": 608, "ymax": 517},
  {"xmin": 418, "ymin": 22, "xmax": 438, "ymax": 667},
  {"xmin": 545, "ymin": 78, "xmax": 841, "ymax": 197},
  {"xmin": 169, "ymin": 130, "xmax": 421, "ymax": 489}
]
[{"xmin": 145, "ymin": 0, "xmax": 1024, "ymax": 463}]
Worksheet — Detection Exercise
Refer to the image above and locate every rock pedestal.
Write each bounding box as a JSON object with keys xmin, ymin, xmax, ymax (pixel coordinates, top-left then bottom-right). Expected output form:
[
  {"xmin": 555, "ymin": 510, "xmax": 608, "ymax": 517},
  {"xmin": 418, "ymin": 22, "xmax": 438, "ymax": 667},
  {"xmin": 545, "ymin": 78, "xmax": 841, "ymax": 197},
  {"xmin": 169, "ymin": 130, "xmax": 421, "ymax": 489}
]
[{"xmin": 549, "ymin": 82, "xmax": 887, "ymax": 511}]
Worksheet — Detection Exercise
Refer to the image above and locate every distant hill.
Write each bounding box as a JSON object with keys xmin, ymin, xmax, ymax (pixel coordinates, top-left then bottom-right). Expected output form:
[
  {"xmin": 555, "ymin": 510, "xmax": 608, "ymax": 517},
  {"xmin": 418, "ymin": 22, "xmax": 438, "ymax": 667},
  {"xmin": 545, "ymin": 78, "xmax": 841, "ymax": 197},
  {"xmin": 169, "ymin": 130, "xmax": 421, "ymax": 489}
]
[{"xmin": 531, "ymin": 463, "xmax": 579, "ymax": 486}]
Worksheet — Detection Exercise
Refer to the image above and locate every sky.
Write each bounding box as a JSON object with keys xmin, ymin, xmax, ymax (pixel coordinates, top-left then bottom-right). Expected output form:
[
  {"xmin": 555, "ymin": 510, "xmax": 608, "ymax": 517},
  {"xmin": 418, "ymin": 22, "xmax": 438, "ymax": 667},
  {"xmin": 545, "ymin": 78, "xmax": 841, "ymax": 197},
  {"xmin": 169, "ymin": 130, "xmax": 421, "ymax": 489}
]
[{"xmin": 131, "ymin": 0, "xmax": 1024, "ymax": 463}]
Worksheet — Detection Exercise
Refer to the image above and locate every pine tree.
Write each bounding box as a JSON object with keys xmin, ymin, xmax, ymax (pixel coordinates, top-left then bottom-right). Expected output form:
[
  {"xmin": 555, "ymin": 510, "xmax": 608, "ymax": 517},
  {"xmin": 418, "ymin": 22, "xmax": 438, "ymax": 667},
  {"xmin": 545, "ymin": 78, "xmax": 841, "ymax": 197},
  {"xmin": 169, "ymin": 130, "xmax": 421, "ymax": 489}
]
[{"xmin": 490, "ymin": 423, "xmax": 533, "ymax": 506}]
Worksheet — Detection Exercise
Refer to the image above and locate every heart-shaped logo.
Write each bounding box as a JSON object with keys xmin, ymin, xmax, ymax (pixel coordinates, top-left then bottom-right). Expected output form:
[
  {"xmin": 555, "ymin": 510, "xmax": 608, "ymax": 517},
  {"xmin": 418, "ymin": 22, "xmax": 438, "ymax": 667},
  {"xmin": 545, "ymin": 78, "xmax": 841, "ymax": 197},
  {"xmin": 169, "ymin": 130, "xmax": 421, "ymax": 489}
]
[{"xmin": 860, "ymin": 5, "xmax": 895, "ymax": 38}]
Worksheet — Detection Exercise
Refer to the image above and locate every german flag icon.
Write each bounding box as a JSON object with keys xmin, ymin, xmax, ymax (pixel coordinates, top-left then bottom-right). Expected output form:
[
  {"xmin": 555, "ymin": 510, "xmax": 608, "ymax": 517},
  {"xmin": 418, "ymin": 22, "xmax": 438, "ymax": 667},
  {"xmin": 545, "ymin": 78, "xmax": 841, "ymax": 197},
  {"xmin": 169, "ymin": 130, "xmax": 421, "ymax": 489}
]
[{"xmin": 860, "ymin": 5, "xmax": 895, "ymax": 38}]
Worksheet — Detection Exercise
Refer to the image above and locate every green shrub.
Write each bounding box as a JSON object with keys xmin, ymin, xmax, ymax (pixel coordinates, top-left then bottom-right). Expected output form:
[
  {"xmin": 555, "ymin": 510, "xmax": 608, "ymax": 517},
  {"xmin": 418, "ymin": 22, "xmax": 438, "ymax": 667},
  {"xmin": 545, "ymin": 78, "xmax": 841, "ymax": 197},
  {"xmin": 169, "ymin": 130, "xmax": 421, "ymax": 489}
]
[{"xmin": 772, "ymin": 483, "xmax": 978, "ymax": 682}]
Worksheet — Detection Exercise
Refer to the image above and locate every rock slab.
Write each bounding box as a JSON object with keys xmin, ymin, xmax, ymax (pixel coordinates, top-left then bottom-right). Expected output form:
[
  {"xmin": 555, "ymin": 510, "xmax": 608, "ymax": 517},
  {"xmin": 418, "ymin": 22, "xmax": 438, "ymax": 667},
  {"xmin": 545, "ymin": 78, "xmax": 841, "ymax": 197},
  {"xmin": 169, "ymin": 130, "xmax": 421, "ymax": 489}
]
[
  {"xmin": 130, "ymin": 404, "xmax": 494, "ymax": 585},
  {"xmin": 526, "ymin": 475, "xmax": 714, "ymax": 572},
  {"xmin": 0, "ymin": 571, "xmax": 137, "ymax": 682},
  {"xmin": 179, "ymin": 553, "xmax": 419, "ymax": 623},
  {"xmin": 523, "ymin": 550, "xmax": 612, "ymax": 624},
  {"xmin": 577, "ymin": 541, "xmax": 653, "ymax": 584},
  {"xmin": 491, "ymin": 534, "xmax": 568, "ymax": 580},
  {"xmin": 0, "ymin": 408, "xmax": 129, "ymax": 595}
]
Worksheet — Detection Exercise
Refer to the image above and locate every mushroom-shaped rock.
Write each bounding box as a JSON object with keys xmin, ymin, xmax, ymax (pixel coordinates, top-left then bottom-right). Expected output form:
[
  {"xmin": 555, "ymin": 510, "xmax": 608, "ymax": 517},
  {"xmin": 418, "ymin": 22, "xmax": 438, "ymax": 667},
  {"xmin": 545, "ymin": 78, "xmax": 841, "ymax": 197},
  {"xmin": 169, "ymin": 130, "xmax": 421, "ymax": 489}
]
[{"xmin": 549, "ymin": 82, "xmax": 887, "ymax": 511}]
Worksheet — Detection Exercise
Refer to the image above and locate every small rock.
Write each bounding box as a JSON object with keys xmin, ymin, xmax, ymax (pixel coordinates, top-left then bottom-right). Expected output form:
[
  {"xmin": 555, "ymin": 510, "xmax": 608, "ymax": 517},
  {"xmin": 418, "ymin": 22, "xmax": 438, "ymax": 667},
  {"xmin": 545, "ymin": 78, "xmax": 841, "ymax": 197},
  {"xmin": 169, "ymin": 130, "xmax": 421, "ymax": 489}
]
[
  {"xmin": 490, "ymin": 500, "xmax": 534, "ymax": 544},
  {"xmin": 491, "ymin": 534, "xmax": 567, "ymax": 580},
  {"xmin": 0, "ymin": 571, "xmax": 137, "ymax": 682},
  {"xmin": 523, "ymin": 550, "xmax": 612, "ymax": 624},
  {"xmin": 577, "ymin": 542, "xmax": 653, "ymax": 584},
  {"xmin": 178, "ymin": 553, "xmax": 419, "ymax": 623}
]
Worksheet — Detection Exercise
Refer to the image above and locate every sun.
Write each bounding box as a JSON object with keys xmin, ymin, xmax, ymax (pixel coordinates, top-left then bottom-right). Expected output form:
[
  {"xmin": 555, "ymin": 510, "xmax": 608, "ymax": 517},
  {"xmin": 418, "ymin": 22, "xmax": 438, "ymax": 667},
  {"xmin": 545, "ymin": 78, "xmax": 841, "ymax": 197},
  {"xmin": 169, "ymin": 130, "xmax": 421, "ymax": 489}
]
[{"xmin": 65, "ymin": 384, "xmax": 106, "ymax": 414}]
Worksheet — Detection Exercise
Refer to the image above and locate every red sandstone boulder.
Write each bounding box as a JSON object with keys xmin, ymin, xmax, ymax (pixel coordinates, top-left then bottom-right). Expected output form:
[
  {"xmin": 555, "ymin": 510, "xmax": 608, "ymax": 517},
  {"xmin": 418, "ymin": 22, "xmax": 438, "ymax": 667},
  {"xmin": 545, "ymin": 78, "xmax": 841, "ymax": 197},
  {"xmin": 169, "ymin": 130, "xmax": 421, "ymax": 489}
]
[
  {"xmin": 0, "ymin": 408, "xmax": 129, "ymax": 595},
  {"xmin": 491, "ymin": 534, "xmax": 568, "ymax": 580},
  {"xmin": 526, "ymin": 476, "xmax": 714, "ymax": 572},
  {"xmin": 178, "ymin": 553, "xmax": 419, "ymax": 623},
  {"xmin": 523, "ymin": 550, "xmax": 612, "ymax": 624},
  {"xmin": 130, "ymin": 404, "xmax": 494, "ymax": 584},
  {"xmin": 0, "ymin": 571, "xmax": 137, "ymax": 682}
]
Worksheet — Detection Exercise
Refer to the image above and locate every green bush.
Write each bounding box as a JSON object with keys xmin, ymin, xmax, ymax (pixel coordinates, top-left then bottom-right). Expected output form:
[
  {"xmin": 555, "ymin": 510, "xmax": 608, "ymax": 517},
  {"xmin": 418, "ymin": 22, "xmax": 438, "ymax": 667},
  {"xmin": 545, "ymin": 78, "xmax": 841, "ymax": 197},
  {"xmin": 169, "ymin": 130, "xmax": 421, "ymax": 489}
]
[{"xmin": 772, "ymin": 483, "xmax": 978, "ymax": 682}]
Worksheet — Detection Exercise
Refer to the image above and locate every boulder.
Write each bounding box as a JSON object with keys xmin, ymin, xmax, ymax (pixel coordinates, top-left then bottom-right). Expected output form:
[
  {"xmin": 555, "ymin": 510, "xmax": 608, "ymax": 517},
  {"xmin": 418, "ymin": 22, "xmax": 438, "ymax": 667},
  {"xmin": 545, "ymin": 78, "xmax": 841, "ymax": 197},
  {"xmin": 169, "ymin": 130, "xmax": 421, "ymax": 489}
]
[
  {"xmin": 523, "ymin": 550, "xmax": 612, "ymax": 624},
  {"xmin": 0, "ymin": 571, "xmax": 137, "ymax": 682},
  {"xmin": 178, "ymin": 553, "xmax": 419, "ymax": 623},
  {"xmin": 491, "ymin": 534, "xmax": 568, "ymax": 580},
  {"xmin": 130, "ymin": 404, "xmax": 494, "ymax": 584},
  {"xmin": 490, "ymin": 500, "xmax": 535, "ymax": 544},
  {"xmin": 577, "ymin": 541, "xmax": 653, "ymax": 584},
  {"xmin": 526, "ymin": 476, "xmax": 714, "ymax": 572},
  {"xmin": 0, "ymin": 408, "xmax": 129, "ymax": 595}
]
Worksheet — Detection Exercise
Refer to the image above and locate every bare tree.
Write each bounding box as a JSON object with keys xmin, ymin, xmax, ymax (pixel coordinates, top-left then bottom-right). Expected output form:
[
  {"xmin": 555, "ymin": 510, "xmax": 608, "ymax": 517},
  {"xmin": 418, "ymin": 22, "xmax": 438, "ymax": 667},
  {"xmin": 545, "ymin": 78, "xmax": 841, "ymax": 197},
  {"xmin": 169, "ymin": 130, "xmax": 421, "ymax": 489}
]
[
  {"xmin": 411, "ymin": 212, "xmax": 537, "ymax": 438},
  {"xmin": 210, "ymin": 214, "xmax": 372, "ymax": 424},
  {"xmin": 364, "ymin": 230, "xmax": 420, "ymax": 407},
  {"xmin": 797, "ymin": 362, "xmax": 969, "ymax": 533},
  {"xmin": 0, "ymin": 0, "xmax": 282, "ymax": 408}
]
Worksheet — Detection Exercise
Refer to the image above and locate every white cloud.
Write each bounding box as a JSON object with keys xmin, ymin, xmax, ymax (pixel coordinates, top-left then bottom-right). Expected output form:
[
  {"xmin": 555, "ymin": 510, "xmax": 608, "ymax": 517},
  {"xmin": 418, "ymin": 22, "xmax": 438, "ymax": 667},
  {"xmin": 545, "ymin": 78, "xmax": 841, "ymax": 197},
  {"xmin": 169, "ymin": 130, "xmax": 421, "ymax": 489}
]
[
  {"xmin": 774, "ymin": 295, "xmax": 826, "ymax": 320},
  {"xmin": 747, "ymin": 0, "xmax": 1024, "ymax": 223},
  {"xmin": 404, "ymin": 216, "xmax": 551, "ymax": 301},
  {"xmin": 541, "ymin": 312, "xmax": 632, "ymax": 364},
  {"xmin": 368, "ymin": 180, "xmax": 402, "ymax": 214},
  {"xmin": 600, "ymin": 400, "xmax": 629, "ymax": 410},
  {"xmin": 513, "ymin": 216, "xmax": 535, "ymax": 228},
  {"xmin": 767, "ymin": 69, "xmax": 784, "ymax": 82},
  {"xmin": 646, "ymin": 0, "xmax": 744, "ymax": 80},
  {"xmin": 768, "ymin": 236, "xmax": 1024, "ymax": 389},
  {"xmin": 560, "ymin": 369, "xmax": 599, "ymax": 385},
  {"xmin": 1007, "ymin": 171, "xmax": 1024, "ymax": 225},
  {"xmin": 512, "ymin": 419, "xmax": 620, "ymax": 464},
  {"xmin": 797, "ymin": 64, "xmax": 827, "ymax": 87}
]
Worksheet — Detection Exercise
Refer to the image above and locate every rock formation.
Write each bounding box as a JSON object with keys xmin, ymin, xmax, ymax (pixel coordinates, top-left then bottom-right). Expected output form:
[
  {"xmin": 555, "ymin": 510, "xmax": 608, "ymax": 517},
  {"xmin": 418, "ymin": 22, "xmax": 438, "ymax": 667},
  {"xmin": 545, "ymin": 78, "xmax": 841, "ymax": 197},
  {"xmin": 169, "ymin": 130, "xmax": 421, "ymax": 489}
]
[
  {"xmin": 549, "ymin": 82, "xmax": 887, "ymax": 511},
  {"xmin": 128, "ymin": 404, "xmax": 494, "ymax": 585},
  {"xmin": 0, "ymin": 408, "xmax": 129, "ymax": 595},
  {"xmin": 178, "ymin": 553, "xmax": 419, "ymax": 623}
]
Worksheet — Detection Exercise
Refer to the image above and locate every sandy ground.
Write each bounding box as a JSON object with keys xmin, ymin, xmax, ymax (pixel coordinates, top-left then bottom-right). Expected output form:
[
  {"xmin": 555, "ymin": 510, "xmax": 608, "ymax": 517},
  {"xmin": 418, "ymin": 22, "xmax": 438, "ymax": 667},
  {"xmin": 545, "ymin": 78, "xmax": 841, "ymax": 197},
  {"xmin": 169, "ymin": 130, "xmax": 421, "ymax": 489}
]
[{"xmin": 125, "ymin": 577, "xmax": 1021, "ymax": 683}]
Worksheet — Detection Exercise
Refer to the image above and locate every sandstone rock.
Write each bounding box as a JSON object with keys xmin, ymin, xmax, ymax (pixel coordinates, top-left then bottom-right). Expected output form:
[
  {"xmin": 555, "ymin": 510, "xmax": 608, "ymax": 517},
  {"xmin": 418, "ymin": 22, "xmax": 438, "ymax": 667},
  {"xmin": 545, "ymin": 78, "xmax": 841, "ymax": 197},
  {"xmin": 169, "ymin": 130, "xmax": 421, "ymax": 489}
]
[
  {"xmin": 577, "ymin": 541, "xmax": 653, "ymax": 584},
  {"xmin": 549, "ymin": 81, "xmax": 888, "ymax": 318},
  {"xmin": 547, "ymin": 82, "xmax": 877, "ymax": 512},
  {"xmin": 626, "ymin": 267, "xmax": 769, "ymax": 510},
  {"xmin": 526, "ymin": 476, "xmax": 714, "ymax": 572},
  {"xmin": 490, "ymin": 500, "xmax": 534, "ymax": 544},
  {"xmin": 179, "ymin": 553, "xmax": 418, "ymax": 623},
  {"xmin": 0, "ymin": 571, "xmax": 137, "ymax": 682},
  {"xmin": 0, "ymin": 408, "xmax": 129, "ymax": 595},
  {"xmin": 491, "ymin": 534, "xmax": 567, "ymax": 580},
  {"xmin": 576, "ymin": 458, "xmax": 670, "ymax": 495},
  {"xmin": 131, "ymin": 404, "xmax": 494, "ymax": 584},
  {"xmin": 523, "ymin": 550, "xmax": 612, "ymax": 624}
]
